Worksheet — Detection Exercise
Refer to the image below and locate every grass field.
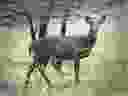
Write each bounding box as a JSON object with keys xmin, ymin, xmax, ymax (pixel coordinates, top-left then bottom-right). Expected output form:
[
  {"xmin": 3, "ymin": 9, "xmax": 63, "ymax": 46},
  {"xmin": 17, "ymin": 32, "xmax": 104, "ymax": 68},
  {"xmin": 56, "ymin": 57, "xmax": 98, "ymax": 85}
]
[{"xmin": 1, "ymin": 32, "xmax": 128, "ymax": 96}]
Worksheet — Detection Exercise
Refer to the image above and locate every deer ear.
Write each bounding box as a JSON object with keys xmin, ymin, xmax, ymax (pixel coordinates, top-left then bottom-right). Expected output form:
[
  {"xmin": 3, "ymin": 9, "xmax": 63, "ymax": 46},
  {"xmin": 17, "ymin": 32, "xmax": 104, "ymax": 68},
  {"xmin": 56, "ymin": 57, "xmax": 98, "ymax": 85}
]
[
  {"xmin": 85, "ymin": 16, "xmax": 91, "ymax": 23},
  {"xmin": 97, "ymin": 15, "xmax": 107, "ymax": 24}
]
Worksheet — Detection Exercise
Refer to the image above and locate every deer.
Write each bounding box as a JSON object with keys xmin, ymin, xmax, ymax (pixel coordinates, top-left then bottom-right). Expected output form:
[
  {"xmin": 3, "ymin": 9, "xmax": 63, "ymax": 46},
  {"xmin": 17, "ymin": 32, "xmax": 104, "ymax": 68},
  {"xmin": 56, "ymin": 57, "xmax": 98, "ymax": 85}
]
[{"xmin": 24, "ymin": 8, "xmax": 108, "ymax": 88}]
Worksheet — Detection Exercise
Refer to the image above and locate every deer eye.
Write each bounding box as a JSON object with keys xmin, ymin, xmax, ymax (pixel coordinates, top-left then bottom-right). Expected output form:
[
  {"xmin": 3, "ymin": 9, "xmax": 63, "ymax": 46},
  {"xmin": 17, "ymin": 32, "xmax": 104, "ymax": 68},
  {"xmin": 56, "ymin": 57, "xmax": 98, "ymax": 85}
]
[{"xmin": 85, "ymin": 16, "xmax": 91, "ymax": 22}]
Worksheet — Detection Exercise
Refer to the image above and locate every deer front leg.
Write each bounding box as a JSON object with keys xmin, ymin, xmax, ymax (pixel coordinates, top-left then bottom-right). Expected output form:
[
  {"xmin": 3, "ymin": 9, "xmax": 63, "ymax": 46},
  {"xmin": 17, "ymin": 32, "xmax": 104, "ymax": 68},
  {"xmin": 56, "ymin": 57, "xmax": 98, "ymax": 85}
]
[
  {"xmin": 24, "ymin": 56, "xmax": 39, "ymax": 88},
  {"xmin": 24, "ymin": 64, "xmax": 35, "ymax": 88}
]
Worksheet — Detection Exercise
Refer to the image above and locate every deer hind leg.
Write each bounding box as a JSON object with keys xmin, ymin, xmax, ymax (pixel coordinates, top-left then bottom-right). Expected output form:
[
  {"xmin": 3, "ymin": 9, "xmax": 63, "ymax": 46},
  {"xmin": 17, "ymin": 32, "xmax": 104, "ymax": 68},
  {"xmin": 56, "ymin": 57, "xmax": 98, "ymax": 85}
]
[
  {"xmin": 74, "ymin": 54, "xmax": 80, "ymax": 86},
  {"xmin": 51, "ymin": 56, "xmax": 73, "ymax": 88},
  {"xmin": 38, "ymin": 66, "xmax": 53, "ymax": 87},
  {"xmin": 50, "ymin": 56, "xmax": 65, "ymax": 81}
]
